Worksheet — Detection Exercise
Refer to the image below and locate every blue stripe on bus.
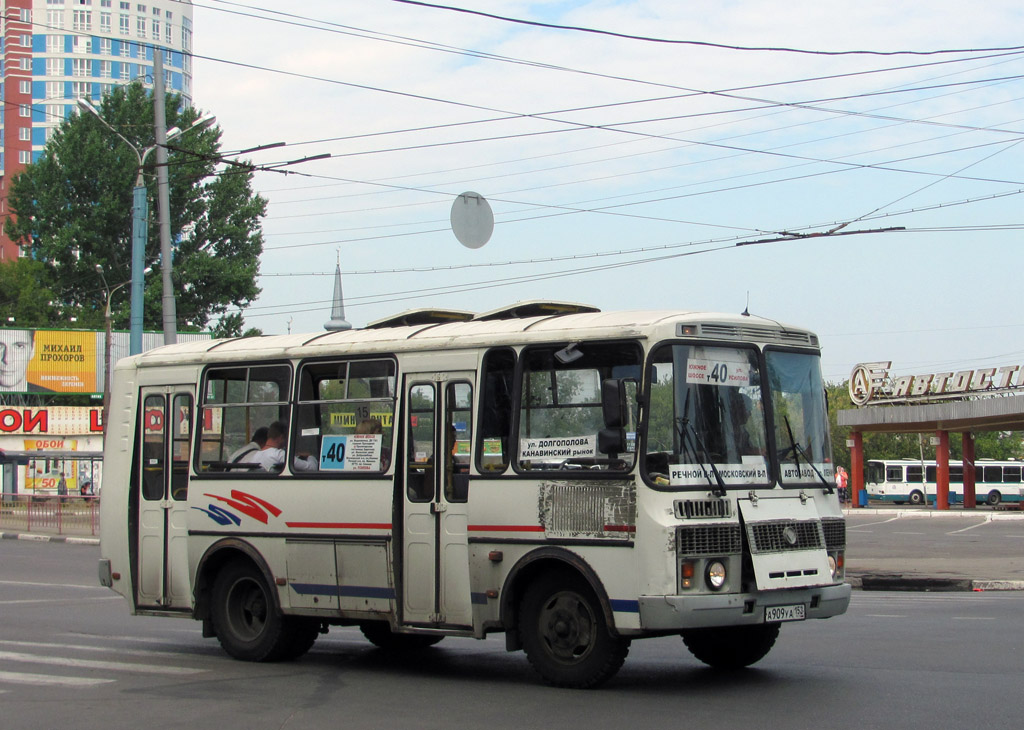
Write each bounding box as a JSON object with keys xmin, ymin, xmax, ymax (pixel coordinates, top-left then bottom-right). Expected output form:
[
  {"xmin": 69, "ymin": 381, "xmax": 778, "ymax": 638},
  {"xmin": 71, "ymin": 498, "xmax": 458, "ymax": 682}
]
[
  {"xmin": 609, "ymin": 599, "xmax": 640, "ymax": 613},
  {"xmin": 290, "ymin": 583, "xmax": 395, "ymax": 600}
]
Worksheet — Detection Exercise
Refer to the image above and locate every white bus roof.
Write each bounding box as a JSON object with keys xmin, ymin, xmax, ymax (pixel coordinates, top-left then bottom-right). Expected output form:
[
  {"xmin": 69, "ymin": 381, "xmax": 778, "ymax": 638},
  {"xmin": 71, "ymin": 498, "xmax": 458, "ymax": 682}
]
[{"xmin": 124, "ymin": 305, "xmax": 819, "ymax": 369}]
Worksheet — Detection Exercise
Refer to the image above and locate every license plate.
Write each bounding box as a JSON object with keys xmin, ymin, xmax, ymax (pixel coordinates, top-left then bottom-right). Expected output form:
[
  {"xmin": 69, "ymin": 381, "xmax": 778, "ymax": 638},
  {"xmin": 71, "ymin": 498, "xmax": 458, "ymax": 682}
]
[{"xmin": 765, "ymin": 604, "xmax": 805, "ymax": 623}]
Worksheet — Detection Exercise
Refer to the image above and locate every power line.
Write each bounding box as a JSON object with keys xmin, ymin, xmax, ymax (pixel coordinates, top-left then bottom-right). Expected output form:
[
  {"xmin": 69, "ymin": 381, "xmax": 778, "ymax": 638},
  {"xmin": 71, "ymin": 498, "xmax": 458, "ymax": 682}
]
[{"xmin": 387, "ymin": 0, "xmax": 1024, "ymax": 56}]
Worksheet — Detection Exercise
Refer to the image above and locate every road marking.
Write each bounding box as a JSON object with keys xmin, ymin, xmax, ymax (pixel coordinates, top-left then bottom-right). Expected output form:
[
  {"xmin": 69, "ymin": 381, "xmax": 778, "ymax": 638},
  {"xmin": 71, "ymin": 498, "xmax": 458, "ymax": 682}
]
[
  {"xmin": 847, "ymin": 517, "xmax": 902, "ymax": 529},
  {"xmin": 951, "ymin": 616, "xmax": 996, "ymax": 620},
  {"xmin": 947, "ymin": 521, "xmax": 990, "ymax": 534},
  {"xmin": 0, "ymin": 650, "xmax": 205, "ymax": 675},
  {"xmin": 0, "ymin": 580, "xmax": 109, "ymax": 590},
  {"xmin": 0, "ymin": 597, "xmax": 121, "ymax": 606},
  {"xmin": 0, "ymin": 640, "xmax": 204, "ymax": 659},
  {"xmin": 0, "ymin": 670, "xmax": 114, "ymax": 687}
]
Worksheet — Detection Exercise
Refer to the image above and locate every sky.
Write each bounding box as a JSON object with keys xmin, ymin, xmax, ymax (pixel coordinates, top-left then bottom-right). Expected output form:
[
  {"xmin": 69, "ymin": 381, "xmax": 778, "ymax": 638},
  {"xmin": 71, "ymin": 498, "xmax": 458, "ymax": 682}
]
[{"xmin": 188, "ymin": 0, "xmax": 1024, "ymax": 383}]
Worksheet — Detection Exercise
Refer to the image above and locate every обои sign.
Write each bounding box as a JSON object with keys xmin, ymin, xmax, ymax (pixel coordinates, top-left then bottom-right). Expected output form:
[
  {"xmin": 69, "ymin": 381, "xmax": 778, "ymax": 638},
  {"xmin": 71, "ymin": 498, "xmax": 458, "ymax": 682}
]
[{"xmin": 849, "ymin": 361, "xmax": 1024, "ymax": 406}]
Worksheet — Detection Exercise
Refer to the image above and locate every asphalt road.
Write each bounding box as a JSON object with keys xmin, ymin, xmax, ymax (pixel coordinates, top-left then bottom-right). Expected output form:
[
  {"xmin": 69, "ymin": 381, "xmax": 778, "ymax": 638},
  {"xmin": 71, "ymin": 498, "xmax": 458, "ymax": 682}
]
[{"xmin": 2, "ymin": 541, "xmax": 1023, "ymax": 730}]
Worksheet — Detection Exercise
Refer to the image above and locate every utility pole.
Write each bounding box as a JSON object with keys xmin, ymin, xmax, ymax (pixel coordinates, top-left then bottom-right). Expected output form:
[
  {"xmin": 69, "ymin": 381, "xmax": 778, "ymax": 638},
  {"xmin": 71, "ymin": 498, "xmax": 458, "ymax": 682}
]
[{"xmin": 153, "ymin": 50, "xmax": 177, "ymax": 344}]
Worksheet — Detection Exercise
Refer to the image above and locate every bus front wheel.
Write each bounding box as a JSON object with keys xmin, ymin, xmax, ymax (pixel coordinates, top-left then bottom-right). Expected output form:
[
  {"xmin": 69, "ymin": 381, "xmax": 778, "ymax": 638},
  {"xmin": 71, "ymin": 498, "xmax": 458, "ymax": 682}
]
[
  {"xmin": 211, "ymin": 560, "xmax": 315, "ymax": 662},
  {"xmin": 519, "ymin": 572, "xmax": 629, "ymax": 688},
  {"xmin": 909, "ymin": 490, "xmax": 925, "ymax": 505},
  {"xmin": 986, "ymin": 490, "xmax": 1002, "ymax": 506},
  {"xmin": 682, "ymin": 623, "xmax": 780, "ymax": 669}
]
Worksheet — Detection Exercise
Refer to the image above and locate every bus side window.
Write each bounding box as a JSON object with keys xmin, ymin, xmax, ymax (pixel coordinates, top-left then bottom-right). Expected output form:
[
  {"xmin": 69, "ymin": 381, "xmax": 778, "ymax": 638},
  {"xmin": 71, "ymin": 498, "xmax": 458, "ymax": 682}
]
[
  {"xmin": 142, "ymin": 395, "xmax": 166, "ymax": 501},
  {"xmin": 886, "ymin": 466, "xmax": 903, "ymax": 482},
  {"xmin": 476, "ymin": 348, "xmax": 515, "ymax": 474},
  {"xmin": 171, "ymin": 394, "xmax": 192, "ymax": 500},
  {"xmin": 408, "ymin": 384, "xmax": 435, "ymax": 501}
]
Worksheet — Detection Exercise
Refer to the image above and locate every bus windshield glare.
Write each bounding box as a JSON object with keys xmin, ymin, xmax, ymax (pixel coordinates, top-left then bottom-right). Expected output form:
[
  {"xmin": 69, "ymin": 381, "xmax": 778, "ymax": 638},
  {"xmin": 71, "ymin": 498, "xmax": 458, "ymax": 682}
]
[
  {"xmin": 765, "ymin": 349, "xmax": 834, "ymax": 487},
  {"xmin": 645, "ymin": 345, "xmax": 833, "ymax": 489}
]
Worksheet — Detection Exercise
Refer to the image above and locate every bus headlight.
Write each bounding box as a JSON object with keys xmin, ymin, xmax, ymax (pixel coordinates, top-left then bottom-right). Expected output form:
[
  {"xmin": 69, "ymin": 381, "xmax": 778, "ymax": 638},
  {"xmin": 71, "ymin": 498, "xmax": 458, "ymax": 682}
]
[
  {"xmin": 828, "ymin": 553, "xmax": 844, "ymax": 580},
  {"xmin": 705, "ymin": 560, "xmax": 727, "ymax": 591}
]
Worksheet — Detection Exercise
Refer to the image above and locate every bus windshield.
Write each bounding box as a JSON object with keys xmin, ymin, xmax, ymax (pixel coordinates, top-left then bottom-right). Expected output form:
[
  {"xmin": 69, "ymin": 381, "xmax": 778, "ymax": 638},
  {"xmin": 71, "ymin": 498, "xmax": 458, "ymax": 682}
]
[
  {"xmin": 765, "ymin": 350, "xmax": 835, "ymax": 487},
  {"xmin": 645, "ymin": 344, "xmax": 770, "ymax": 489}
]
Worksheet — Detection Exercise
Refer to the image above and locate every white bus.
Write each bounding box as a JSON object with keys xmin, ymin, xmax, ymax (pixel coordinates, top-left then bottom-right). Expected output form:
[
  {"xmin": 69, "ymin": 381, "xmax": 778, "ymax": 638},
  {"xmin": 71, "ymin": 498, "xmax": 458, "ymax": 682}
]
[
  {"xmin": 865, "ymin": 458, "xmax": 1024, "ymax": 506},
  {"xmin": 98, "ymin": 302, "xmax": 850, "ymax": 687}
]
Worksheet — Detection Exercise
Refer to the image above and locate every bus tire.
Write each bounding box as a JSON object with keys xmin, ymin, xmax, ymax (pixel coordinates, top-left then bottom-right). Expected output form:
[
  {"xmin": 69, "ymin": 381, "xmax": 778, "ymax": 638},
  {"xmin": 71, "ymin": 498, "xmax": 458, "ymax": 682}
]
[
  {"xmin": 359, "ymin": 622, "xmax": 444, "ymax": 650},
  {"xmin": 682, "ymin": 622, "xmax": 781, "ymax": 669},
  {"xmin": 986, "ymin": 490, "xmax": 1002, "ymax": 506},
  {"xmin": 211, "ymin": 560, "xmax": 292, "ymax": 662},
  {"xmin": 519, "ymin": 572, "xmax": 629, "ymax": 689},
  {"xmin": 909, "ymin": 490, "xmax": 925, "ymax": 505}
]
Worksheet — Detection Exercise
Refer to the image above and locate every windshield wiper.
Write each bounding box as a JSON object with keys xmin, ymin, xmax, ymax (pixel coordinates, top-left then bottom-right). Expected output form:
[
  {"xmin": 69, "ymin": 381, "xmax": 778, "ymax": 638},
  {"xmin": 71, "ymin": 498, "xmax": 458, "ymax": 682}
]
[
  {"xmin": 780, "ymin": 417, "xmax": 833, "ymax": 493},
  {"xmin": 675, "ymin": 411, "xmax": 727, "ymax": 498}
]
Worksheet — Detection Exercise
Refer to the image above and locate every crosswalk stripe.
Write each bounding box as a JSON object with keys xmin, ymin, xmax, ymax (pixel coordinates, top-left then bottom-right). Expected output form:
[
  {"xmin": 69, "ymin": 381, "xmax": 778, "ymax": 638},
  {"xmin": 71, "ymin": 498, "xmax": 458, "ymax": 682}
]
[
  {"xmin": 0, "ymin": 650, "xmax": 204, "ymax": 675},
  {"xmin": 0, "ymin": 639, "xmax": 207, "ymax": 658},
  {"xmin": 0, "ymin": 670, "xmax": 115, "ymax": 687}
]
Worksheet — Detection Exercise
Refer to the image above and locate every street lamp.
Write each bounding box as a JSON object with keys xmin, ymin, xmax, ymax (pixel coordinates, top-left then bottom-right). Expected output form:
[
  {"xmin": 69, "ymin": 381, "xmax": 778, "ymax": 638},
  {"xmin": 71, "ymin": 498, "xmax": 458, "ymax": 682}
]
[
  {"xmin": 76, "ymin": 98, "xmax": 215, "ymax": 354},
  {"xmin": 96, "ymin": 263, "xmax": 151, "ymax": 429}
]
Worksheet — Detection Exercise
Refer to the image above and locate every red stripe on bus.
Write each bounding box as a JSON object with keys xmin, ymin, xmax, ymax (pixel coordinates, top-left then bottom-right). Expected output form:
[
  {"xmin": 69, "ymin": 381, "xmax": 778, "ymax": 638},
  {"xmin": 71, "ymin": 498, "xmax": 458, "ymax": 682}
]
[
  {"xmin": 285, "ymin": 522, "xmax": 392, "ymax": 530},
  {"xmin": 468, "ymin": 525, "xmax": 545, "ymax": 532},
  {"xmin": 603, "ymin": 525, "xmax": 635, "ymax": 532}
]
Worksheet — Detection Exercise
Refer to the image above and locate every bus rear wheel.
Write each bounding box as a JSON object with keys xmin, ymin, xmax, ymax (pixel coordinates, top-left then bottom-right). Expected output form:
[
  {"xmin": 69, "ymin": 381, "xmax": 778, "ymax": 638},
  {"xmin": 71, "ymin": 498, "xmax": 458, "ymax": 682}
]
[
  {"xmin": 519, "ymin": 572, "xmax": 629, "ymax": 689},
  {"xmin": 682, "ymin": 623, "xmax": 780, "ymax": 669},
  {"xmin": 211, "ymin": 561, "xmax": 314, "ymax": 662},
  {"xmin": 909, "ymin": 490, "xmax": 925, "ymax": 505},
  {"xmin": 986, "ymin": 490, "xmax": 1002, "ymax": 506}
]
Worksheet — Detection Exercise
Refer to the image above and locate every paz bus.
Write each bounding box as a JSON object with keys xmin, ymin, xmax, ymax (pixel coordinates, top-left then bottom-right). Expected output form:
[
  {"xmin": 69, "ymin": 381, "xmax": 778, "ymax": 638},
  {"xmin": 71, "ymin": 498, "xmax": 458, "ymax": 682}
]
[
  {"xmin": 865, "ymin": 458, "xmax": 1024, "ymax": 505},
  {"xmin": 98, "ymin": 301, "xmax": 850, "ymax": 688}
]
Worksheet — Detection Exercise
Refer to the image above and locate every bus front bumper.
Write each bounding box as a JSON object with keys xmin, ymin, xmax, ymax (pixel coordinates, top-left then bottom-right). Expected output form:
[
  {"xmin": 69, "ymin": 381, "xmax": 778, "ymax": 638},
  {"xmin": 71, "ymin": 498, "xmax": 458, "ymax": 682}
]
[{"xmin": 637, "ymin": 582, "xmax": 852, "ymax": 630}]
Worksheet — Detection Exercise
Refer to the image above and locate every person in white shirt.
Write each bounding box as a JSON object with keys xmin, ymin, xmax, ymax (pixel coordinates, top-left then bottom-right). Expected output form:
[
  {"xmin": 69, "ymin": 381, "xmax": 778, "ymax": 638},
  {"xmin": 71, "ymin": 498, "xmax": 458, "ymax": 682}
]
[
  {"xmin": 240, "ymin": 421, "xmax": 318, "ymax": 472},
  {"xmin": 241, "ymin": 421, "xmax": 286, "ymax": 472}
]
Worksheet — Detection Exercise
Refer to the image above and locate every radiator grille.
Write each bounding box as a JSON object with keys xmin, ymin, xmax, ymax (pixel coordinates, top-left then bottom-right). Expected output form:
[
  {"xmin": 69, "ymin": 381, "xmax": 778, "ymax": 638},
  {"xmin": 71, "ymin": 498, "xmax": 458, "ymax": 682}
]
[
  {"xmin": 747, "ymin": 520, "xmax": 823, "ymax": 553},
  {"xmin": 675, "ymin": 499, "xmax": 731, "ymax": 519},
  {"xmin": 821, "ymin": 518, "xmax": 846, "ymax": 551},
  {"xmin": 677, "ymin": 524, "xmax": 743, "ymax": 556}
]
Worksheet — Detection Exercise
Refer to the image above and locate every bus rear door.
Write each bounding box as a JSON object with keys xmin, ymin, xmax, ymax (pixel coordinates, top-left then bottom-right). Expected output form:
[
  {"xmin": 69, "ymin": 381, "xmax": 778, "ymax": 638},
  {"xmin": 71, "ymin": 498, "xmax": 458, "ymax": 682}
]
[
  {"xmin": 135, "ymin": 387, "xmax": 194, "ymax": 610},
  {"xmin": 401, "ymin": 374, "xmax": 474, "ymax": 629}
]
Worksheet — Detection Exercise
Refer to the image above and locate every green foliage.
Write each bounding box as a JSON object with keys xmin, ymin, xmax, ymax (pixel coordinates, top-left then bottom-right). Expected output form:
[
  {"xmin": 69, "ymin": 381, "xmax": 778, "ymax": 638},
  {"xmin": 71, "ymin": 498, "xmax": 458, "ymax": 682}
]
[
  {"xmin": 4, "ymin": 82, "xmax": 266, "ymax": 334},
  {"xmin": 827, "ymin": 380, "xmax": 1024, "ymax": 465},
  {"xmin": 0, "ymin": 259, "xmax": 60, "ymax": 327}
]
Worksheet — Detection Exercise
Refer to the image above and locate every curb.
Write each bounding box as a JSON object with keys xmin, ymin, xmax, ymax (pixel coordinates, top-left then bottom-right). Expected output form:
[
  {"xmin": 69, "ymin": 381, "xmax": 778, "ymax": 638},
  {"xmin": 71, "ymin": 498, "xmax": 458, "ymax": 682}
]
[
  {"xmin": 0, "ymin": 531, "xmax": 99, "ymax": 545},
  {"xmin": 848, "ymin": 573, "xmax": 1024, "ymax": 592},
  {"xmin": 844, "ymin": 508, "xmax": 1024, "ymax": 519}
]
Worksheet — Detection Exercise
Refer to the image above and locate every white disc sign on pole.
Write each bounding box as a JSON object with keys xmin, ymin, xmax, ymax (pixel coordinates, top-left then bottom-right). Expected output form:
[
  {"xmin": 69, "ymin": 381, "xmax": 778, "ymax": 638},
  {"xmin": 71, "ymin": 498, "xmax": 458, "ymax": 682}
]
[{"xmin": 450, "ymin": 191, "xmax": 494, "ymax": 249}]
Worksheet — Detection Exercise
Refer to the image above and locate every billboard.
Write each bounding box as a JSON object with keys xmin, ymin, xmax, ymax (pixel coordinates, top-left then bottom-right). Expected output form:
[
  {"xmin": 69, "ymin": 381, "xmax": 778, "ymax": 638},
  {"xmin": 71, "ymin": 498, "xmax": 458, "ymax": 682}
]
[{"xmin": 0, "ymin": 329, "xmax": 212, "ymax": 394}]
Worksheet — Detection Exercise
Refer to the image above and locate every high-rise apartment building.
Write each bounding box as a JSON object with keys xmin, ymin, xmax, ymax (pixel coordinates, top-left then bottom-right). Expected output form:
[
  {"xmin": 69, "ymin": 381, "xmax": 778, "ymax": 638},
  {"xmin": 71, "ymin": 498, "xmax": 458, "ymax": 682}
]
[{"xmin": 0, "ymin": 0, "xmax": 193, "ymax": 260}]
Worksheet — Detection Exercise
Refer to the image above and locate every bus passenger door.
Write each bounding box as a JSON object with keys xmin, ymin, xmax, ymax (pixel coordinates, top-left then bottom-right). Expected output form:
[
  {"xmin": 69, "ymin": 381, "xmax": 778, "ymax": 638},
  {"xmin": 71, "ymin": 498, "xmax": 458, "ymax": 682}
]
[
  {"xmin": 136, "ymin": 387, "xmax": 194, "ymax": 610},
  {"xmin": 401, "ymin": 374, "xmax": 474, "ymax": 629}
]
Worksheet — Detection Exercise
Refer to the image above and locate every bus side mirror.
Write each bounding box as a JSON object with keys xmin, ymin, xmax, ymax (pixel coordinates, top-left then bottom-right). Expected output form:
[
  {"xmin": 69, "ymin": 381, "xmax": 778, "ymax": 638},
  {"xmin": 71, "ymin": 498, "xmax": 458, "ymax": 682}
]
[
  {"xmin": 599, "ymin": 379, "xmax": 628, "ymax": 456},
  {"xmin": 601, "ymin": 378, "xmax": 627, "ymax": 428}
]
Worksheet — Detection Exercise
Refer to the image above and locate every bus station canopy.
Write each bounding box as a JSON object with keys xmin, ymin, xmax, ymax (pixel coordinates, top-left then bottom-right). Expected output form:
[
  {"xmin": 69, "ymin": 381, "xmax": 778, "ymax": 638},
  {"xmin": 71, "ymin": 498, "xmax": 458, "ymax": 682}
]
[{"xmin": 838, "ymin": 396, "xmax": 1024, "ymax": 435}]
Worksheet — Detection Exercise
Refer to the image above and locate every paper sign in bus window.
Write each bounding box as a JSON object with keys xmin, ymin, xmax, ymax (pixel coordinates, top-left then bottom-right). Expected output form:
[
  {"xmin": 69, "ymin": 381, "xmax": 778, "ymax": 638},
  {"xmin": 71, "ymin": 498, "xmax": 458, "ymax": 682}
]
[
  {"xmin": 319, "ymin": 434, "xmax": 383, "ymax": 471},
  {"xmin": 686, "ymin": 358, "xmax": 751, "ymax": 387}
]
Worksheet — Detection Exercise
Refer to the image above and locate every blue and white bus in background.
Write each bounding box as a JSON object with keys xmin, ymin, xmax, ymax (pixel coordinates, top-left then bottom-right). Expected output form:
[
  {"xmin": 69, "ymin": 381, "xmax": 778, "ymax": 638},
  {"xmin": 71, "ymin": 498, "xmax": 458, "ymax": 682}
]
[{"xmin": 865, "ymin": 458, "xmax": 1024, "ymax": 506}]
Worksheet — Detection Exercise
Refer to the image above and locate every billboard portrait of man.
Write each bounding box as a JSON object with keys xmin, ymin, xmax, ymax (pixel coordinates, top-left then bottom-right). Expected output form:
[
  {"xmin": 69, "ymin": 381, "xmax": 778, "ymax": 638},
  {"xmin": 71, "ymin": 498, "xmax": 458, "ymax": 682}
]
[{"xmin": 0, "ymin": 330, "xmax": 53, "ymax": 393}]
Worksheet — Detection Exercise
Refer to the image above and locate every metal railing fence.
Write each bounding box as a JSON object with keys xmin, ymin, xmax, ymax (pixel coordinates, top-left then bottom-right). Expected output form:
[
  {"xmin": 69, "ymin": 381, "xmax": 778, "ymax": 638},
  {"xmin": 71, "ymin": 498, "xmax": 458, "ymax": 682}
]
[{"xmin": 0, "ymin": 495, "xmax": 100, "ymax": 537}]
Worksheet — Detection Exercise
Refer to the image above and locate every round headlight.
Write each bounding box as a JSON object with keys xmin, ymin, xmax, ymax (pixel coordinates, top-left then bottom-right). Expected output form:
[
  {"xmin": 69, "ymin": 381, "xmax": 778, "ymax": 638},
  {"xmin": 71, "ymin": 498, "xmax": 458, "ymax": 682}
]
[
  {"xmin": 828, "ymin": 555, "xmax": 838, "ymax": 579},
  {"xmin": 705, "ymin": 560, "xmax": 727, "ymax": 591}
]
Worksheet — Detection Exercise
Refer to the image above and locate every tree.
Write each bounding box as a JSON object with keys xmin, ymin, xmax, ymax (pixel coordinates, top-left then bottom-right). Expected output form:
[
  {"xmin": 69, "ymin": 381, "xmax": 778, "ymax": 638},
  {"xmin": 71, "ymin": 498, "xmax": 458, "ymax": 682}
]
[
  {"xmin": 0, "ymin": 259, "xmax": 60, "ymax": 327},
  {"xmin": 4, "ymin": 82, "xmax": 266, "ymax": 333}
]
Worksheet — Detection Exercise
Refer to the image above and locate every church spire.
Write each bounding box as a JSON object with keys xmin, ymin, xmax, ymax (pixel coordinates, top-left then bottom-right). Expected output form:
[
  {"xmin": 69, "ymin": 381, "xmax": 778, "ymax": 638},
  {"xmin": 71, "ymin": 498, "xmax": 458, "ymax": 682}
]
[{"xmin": 324, "ymin": 250, "xmax": 352, "ymax": 331}]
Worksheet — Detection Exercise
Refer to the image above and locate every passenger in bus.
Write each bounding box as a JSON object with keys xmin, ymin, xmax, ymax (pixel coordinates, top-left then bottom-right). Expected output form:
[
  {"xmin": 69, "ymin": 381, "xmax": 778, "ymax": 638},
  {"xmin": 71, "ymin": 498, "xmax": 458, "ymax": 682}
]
[
  {"xmin": 228, "ymin": 426, "xmax": 268, "ymax": 463},
  {"xmin": 240, "ymin": 421, "xmax": 287, "ymax": 471}
]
